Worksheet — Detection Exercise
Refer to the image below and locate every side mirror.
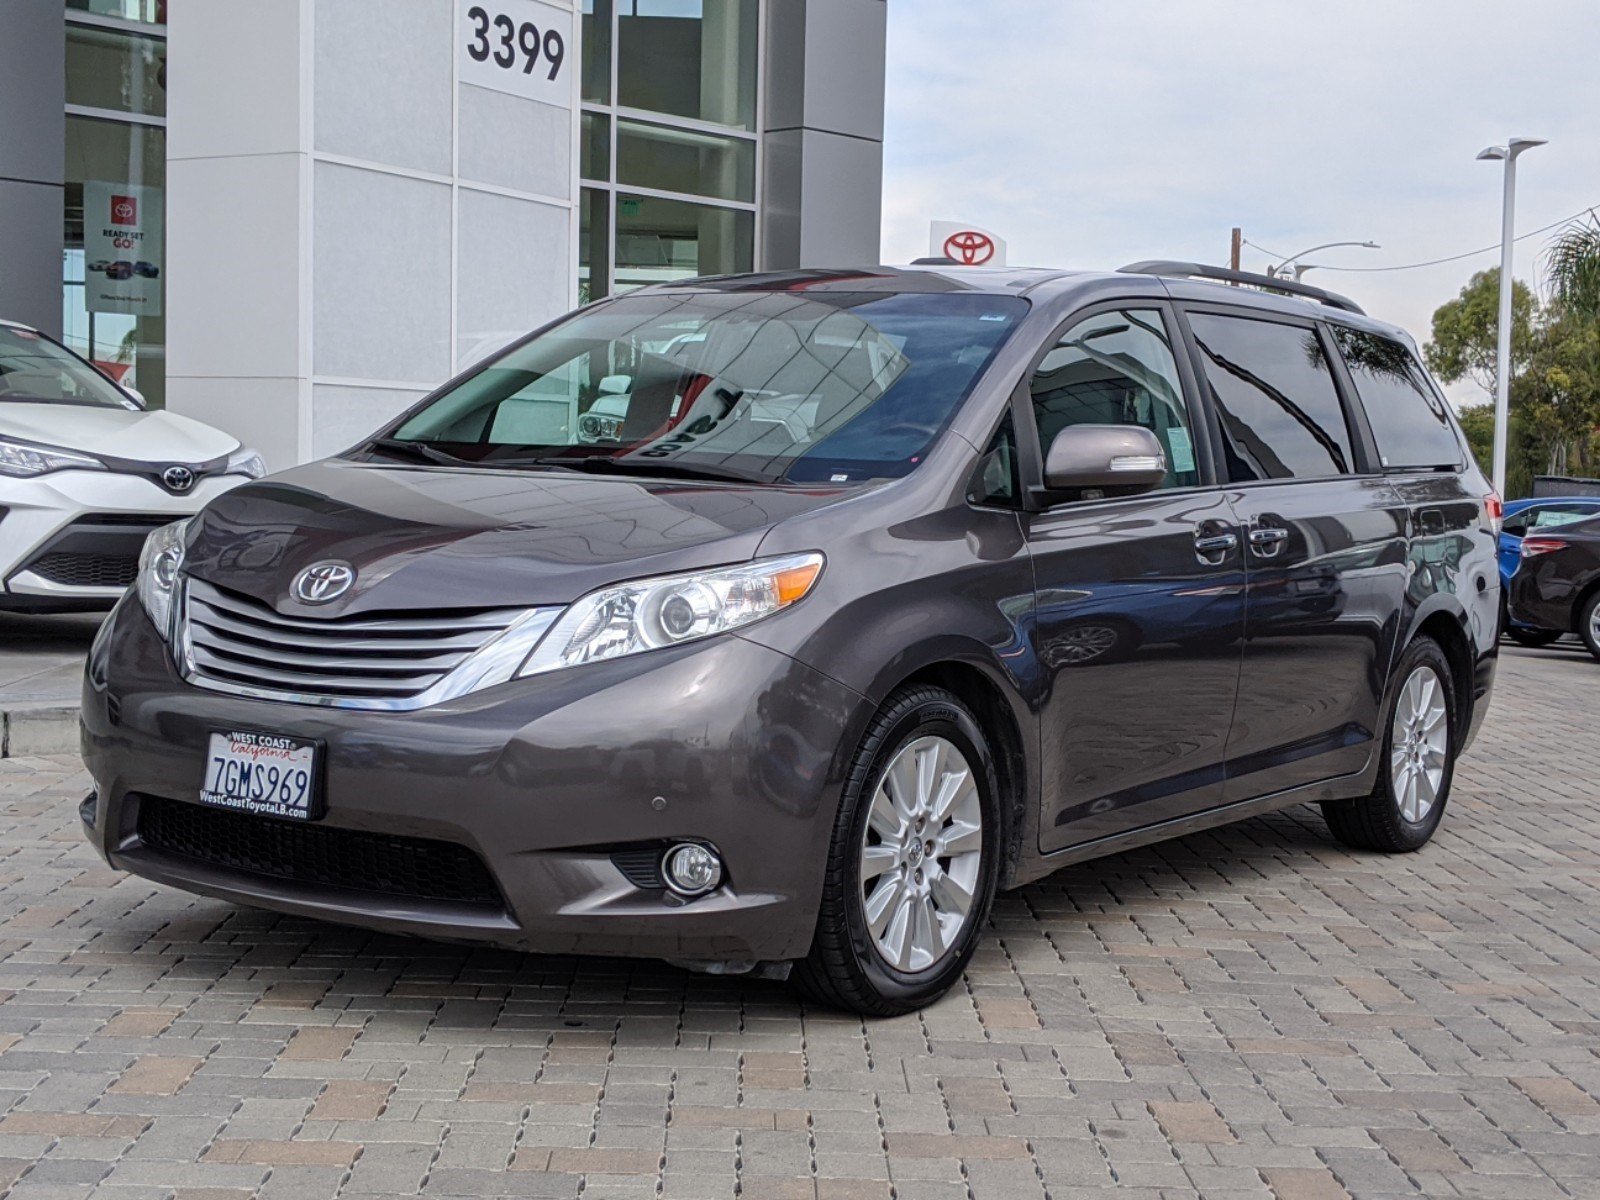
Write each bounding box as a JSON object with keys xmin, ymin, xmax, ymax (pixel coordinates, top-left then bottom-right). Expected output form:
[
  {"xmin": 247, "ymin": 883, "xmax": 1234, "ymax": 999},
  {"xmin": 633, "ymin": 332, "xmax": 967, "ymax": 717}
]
[
  {"xmin": 1042, "ymin": 424, "xmax": 1168, "ymax": 494},
  {"xmin": 121, "ymin": 385, "xmax": 144, "ymax": 407}
]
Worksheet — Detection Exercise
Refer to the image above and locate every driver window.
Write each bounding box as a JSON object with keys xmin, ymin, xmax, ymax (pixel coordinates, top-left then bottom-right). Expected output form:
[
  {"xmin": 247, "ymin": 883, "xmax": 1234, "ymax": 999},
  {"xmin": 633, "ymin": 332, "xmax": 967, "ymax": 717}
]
[{"xmin": 1028, "ymin": 308, "xmax": 1199, "ymax": 490}]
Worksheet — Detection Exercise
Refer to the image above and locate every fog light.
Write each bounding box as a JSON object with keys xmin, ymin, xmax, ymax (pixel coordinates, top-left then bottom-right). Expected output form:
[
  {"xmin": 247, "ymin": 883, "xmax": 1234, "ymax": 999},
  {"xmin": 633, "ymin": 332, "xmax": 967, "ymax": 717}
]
[{"xmin": 662, "ymin": 843, "xmax": 723, "ymax": 896}]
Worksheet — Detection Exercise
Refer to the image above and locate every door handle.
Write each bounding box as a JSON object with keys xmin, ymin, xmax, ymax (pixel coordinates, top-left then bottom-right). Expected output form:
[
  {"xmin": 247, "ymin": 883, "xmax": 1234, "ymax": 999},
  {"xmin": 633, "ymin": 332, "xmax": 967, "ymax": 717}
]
[
  {"xmin": 1248, "ymin": 526, "xmax": 1289, "ymax": 557},
  {"xmin": 1193, "ymin": 527, "xmax": 1238, "ymax": 563}
]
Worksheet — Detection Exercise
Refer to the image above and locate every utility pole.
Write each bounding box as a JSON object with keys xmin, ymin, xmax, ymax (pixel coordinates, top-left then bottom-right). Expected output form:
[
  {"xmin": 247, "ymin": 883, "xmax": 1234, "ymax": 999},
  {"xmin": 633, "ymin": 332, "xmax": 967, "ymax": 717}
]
[{"xmin": 1229, "ymin": 227, "xmax": 1241, "ymax": 272}]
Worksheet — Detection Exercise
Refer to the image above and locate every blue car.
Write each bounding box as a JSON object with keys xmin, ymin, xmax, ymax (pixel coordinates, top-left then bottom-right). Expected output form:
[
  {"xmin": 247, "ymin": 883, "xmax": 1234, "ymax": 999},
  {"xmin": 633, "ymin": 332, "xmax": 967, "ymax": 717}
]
[{"xmin": 1500, "ymin": 495, "xmax": 1600, "ymax": 644}]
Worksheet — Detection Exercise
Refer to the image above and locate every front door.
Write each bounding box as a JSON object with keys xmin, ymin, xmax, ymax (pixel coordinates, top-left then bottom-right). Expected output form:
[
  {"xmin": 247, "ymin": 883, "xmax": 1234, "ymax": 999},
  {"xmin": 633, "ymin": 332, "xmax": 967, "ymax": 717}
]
[
  {"xmin": 1024, "ymin": 305, "xmax": 1246, "ymax": 853},
  {"xmin": 1182, "ymin": 310, "xmax": 1409, "ymax": 802}
]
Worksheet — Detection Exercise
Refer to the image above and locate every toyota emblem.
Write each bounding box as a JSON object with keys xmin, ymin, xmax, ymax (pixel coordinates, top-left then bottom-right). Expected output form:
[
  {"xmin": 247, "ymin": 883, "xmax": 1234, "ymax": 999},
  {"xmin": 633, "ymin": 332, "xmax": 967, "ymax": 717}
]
[
  {"xmin": 942, "ymin": 230, "xmax": 996, "ymax": 266},
  {"xmin": 161, "ymin": 465, "xmax": 195, "ymax": 493},
  {"xmin": 292, "ymin": 561, "xmax": 356, "ymax": 604}
]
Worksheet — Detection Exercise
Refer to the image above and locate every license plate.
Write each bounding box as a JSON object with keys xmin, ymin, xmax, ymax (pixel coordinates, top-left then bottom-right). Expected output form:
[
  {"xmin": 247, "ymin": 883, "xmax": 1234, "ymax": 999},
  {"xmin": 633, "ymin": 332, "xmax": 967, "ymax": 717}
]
[{"xmin": 199, "ymin": 730, "xmax": 322, "ymax": 820}]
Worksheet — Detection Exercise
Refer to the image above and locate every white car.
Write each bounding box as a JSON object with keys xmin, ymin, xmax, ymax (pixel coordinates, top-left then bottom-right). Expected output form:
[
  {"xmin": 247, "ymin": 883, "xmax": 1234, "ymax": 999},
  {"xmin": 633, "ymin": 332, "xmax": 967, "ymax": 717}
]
[{"xmin": 0, "ymin": 318, "xmax": 264, "ymax": 613}]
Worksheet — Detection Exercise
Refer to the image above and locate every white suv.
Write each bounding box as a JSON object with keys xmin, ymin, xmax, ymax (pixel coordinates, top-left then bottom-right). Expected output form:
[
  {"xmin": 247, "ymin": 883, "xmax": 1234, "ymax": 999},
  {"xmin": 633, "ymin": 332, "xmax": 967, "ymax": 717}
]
[{"xmin": 0, "ymin": 319, "xmax": 263, "ymax": 613}]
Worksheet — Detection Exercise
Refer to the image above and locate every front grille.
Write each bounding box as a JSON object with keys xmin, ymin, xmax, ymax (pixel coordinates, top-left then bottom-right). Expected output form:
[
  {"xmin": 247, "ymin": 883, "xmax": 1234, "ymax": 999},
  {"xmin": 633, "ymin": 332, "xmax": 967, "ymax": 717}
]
[
  {"xmin": 137, "ymin": 795, "xmax": 502, "ymax": 906},
  {"xmin": 182, "ymin": 578, "xmax": 526, "ymax": 702},
  {"xmin": 79, "ymin": 512, "xmax": 176, "ymax": 528},
  {"xmin": 29, "ymin": 550, "xmax": 140, "ymax": 588}
]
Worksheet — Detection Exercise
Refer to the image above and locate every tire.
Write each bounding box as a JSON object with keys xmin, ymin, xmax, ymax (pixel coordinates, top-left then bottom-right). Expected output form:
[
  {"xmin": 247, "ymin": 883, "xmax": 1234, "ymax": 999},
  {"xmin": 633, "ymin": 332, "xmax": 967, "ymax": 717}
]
[
  {"xmin": 794, "ymin": 685, "xmax": 1001, "ymax": 1016},
  {"xmin": 1321, "ymin": 636, "xmax": 1457, "ymax": 853},
  {"xmin": 1580, "ymin": 591, "xmax": 1600, "ymax": 663},
  {"xmin": 1505, "ymin": 625, "xmax": 1564, "ymax": 648}
]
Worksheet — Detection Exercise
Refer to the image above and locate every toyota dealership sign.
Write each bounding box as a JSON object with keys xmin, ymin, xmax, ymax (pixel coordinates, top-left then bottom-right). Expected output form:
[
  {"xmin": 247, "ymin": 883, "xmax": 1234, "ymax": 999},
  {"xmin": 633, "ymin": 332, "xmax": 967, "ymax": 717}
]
[{"xmin": 929, "ymin": 220, "xmax": 1007, "ymax": 267}]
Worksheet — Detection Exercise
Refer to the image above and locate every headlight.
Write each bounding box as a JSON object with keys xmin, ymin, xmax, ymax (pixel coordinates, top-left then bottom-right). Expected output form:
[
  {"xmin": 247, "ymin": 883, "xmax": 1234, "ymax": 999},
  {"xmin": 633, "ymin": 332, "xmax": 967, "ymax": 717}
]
[
  {"xmin": 519, "ymin": 552, "xmax": 824, "ymax": 676},
  {"xmin": 136, "ymin": 519, "xmax": 189, "ymax": 639},
  {"xmin": 224, "ymin": 446, "xmax": 267, "ymax": 479},
  {"xmin": 0, "ymin": 437, "xmax": 105, "ymax": 478}
]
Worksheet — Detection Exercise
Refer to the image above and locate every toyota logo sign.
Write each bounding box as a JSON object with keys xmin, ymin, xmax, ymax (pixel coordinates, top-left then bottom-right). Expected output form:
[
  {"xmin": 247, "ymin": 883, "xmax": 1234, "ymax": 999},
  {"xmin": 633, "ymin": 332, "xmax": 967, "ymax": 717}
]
[
  {"xmin": 292, "ymin": 561, "xmax": 357, "ymax": 604},
  {"xmin": 161, "ymin": 465, "xmax": 195, "ymax": 493},
  {"xmin": 943, "ymin": 230, "xmax": 996, "ymax": 266}
]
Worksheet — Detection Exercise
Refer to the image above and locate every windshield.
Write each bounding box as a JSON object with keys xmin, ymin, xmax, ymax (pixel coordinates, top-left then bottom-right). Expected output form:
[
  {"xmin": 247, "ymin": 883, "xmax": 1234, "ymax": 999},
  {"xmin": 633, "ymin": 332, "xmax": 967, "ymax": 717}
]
[
  {"xmin": 0, "ymin": 326, "xmax": 138, "ymax": 409},
  {"xmin": 375, "ymin": 289, "xmax": 1028, "ymax": 484}
]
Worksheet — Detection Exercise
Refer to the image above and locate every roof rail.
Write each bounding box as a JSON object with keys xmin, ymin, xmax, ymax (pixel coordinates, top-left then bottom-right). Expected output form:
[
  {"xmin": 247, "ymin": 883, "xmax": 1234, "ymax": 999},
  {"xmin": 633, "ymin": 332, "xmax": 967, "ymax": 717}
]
[{"xmin": 1118, "ymin": 260, "xmax": 1365, "ymax": 315}]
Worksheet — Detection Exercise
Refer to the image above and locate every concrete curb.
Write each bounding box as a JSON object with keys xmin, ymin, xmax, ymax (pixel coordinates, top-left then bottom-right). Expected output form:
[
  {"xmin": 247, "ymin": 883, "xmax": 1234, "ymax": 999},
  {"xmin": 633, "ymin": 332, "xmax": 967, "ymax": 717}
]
[{"xmin": 1, "ymin": 705, "xmax": 79, "ymax": 759}]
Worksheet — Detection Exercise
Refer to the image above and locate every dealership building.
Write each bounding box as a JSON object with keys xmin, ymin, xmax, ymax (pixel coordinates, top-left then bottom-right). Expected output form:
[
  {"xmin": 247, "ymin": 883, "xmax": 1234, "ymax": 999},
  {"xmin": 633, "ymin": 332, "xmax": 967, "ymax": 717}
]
[{"xmin": 0, "ymin": 1, "xmax": 887, "ymax": 467}]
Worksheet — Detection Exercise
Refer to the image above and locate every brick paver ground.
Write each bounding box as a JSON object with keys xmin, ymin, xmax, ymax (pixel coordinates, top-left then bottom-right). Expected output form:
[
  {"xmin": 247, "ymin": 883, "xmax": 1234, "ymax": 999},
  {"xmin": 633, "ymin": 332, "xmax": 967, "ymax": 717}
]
[{"xmin": 0, "ymin": 644, "xmax": 1595, "ymax": 1199}]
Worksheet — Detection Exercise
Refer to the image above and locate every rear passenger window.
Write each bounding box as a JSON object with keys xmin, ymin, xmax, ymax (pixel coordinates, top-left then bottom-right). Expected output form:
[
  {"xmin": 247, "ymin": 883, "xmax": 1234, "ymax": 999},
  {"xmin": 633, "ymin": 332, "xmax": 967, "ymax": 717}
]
[
  {"xmin": 1331, "ymin": 327, "xmax": 1463, "ymax": 470},
  {"xmin": 1189, "ymin": 313, "xmax": 1353, "ymax": 482},
  {"xmin": 1028, "ymin": 308, "xmax": 1200, "ymax": 490}
]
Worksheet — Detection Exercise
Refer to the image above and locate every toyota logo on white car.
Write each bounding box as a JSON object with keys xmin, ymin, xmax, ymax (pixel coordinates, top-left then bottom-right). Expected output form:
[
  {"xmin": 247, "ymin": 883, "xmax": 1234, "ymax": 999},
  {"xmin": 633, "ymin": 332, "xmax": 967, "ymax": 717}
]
[{"xmin": 292, "ymin": 561, "xmax": 356, "ymax": 603}]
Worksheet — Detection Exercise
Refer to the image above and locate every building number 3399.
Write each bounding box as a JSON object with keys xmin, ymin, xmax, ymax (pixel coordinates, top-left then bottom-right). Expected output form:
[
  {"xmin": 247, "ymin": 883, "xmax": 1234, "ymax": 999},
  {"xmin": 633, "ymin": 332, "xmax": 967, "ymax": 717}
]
[{"xmin": 464, "ymin": 3, "xmax": 567, "ymax": 81}]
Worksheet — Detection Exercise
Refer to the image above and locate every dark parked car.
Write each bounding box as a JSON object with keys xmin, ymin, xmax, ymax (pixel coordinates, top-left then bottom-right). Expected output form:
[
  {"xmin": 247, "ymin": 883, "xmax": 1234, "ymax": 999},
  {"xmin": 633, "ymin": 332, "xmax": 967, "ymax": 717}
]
[
  {"xmin": 104, "ymin": 261, "xmax": 134, "ymax": 281},
  {"xmin": 1498, "ymin": 496, "xmax": 1600, "ymax": 645},
  {"xmin": 1507, "ymin": 514, "xmax": 1600, "ymax": 661},
  {"xmin": 81, "ymin": 262, "xmax": 1500, "ymax": 1014}
]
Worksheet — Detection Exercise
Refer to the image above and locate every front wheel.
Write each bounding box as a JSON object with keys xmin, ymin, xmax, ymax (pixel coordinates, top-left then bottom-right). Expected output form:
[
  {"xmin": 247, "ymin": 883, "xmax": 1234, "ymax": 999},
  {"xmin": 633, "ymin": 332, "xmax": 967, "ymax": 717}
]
[
  {"xmin": 795, "ymin": 686, "xmax": 1001, "ymax": 1016},
  {"xmin": 1580, "ymin": 592, "xmax": 1600, "ymax": 663},
  {"xmin": 1321, "ymin": 636, "xmax": 1457, "ymax": 853}
]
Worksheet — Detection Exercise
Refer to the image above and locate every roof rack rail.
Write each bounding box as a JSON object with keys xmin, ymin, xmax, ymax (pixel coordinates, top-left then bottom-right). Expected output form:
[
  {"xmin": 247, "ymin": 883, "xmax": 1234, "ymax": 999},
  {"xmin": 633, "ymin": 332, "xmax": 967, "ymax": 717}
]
[{"xmin": 1118, "ymin": 260, "xmax": 1365, "ymax": 315}]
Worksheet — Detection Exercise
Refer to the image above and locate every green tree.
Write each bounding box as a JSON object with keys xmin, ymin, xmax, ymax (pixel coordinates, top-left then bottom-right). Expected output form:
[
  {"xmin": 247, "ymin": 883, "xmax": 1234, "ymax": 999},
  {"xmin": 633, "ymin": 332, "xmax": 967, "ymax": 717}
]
[
  {"xmin": 1423, "ymin": 269, "xmax": 1538, "ymax": 397},
  {"xmin": 1545, "ymin": 211, "xmax": 1600, "ymax": 321}
]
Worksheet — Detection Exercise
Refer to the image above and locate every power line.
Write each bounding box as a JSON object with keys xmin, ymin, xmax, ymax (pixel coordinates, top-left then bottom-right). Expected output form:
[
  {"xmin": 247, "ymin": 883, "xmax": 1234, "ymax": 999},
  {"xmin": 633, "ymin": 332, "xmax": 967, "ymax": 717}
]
[{"xmin": 1243, "ymin": 204, "xmax": 1597, "ymax": 274}]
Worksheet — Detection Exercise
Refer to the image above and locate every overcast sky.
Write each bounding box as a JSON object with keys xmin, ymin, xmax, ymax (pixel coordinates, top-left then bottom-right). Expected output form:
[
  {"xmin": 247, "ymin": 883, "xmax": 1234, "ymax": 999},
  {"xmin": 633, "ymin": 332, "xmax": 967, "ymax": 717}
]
[{"xmin": 880, "ymin": 0, "xmax": 1600, "ymax": 409}]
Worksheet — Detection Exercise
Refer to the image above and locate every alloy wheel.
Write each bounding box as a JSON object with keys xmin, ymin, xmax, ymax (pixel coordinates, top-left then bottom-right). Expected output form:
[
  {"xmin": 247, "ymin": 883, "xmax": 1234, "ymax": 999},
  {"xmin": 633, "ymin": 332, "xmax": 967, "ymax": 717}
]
[
  {"xmin": 858, "ymin": 735, "xmax": 984, "ymax": 972},
  {"xmin": 1389, "ymin": 665, "xmax": 1449, "ymax": 823}
]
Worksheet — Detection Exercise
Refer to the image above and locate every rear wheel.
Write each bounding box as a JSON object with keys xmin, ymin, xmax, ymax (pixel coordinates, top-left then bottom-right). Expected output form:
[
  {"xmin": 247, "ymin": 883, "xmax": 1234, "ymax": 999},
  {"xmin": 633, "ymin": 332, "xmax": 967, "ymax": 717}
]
[
  {"xmin": 795, "ymin": 686, "xmax": 1000, "ymax": 1016},
  {"xmin": 1321, "ymin": 636, "xmax": 1456, "ymax": 853},
  {"xmin": 1580, "ymin": 592, "xmax": 1600, "ymax": 663}
]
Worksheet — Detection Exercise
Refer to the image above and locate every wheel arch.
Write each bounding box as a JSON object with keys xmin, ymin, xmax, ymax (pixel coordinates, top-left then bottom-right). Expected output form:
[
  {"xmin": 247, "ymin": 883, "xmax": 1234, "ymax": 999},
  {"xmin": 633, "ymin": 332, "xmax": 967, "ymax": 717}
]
[
  {"xmin": 858, "ymin": 643, "xmax": 1036, "ymax": 889},
  {"xmin": 1408, "ymin": 605, "xmax": 1476, "ymax": 744}
]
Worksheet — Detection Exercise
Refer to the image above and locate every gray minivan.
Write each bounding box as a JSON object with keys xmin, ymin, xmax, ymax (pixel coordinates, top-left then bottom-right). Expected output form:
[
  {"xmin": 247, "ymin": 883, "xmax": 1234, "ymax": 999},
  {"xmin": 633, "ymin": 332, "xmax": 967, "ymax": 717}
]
[{"xmin": 81, "ymin": 262, "xmax": 1500, "ymax": 1014}]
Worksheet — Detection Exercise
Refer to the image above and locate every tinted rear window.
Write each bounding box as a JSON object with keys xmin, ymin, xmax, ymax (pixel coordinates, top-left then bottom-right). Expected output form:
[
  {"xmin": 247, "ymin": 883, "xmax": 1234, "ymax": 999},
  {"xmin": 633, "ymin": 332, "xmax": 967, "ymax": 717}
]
[
  {"xmin": 1188, "ymin": 313, "xmax": 1354, "ymax": 481},
  {"xmin": 1331, "ymin": 326, "xmax": 1462, "ymax": 470}
]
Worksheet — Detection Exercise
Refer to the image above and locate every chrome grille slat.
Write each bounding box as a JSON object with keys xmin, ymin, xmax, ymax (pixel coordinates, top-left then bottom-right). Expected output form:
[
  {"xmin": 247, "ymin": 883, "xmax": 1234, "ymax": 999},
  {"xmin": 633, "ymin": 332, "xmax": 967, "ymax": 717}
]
[
  {"xmin": 189, "ymin": 647, "xmax": 444, "ymax": 694},
  {"xmin": 190, "ymin": 581, "xmax": 522, "ymax": 635},
  {"xmin": 188, "ymin": 604, "xmax": 496, "ymax": 656},
  {"xmin": 180, "ymin": 578, "xmax": 539, "ymax": 705}
]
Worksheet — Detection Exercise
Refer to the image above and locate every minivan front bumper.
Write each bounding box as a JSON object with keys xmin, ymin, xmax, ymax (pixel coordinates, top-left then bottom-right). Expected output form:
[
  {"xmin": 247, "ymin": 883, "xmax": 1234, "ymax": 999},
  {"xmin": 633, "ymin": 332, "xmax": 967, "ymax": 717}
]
[{"xmin": 81, "ymin": 595, "xmax": 865, "ymax": 965}]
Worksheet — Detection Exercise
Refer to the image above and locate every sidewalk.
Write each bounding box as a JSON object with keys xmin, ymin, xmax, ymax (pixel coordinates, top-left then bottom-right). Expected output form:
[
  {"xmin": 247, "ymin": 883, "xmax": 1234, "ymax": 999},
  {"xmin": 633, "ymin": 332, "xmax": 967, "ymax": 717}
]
[{"xmin": 0, "ymin": 611, "xmax": 97, "ymax": 758}]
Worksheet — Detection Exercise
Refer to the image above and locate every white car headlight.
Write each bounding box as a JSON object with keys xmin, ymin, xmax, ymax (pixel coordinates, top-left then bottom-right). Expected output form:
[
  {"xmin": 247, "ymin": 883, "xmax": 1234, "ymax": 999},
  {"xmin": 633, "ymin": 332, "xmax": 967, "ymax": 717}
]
[
  {"xmin": 0, "ymin": 437, "xmax": 105, "ymax": 478},
  {"xmin": 224, "ymin": 446, "xmax": 267, "ymax": 479},
  {"xmin": 136, "ymin": 519, "xmax": 190, "ymax": 638},
  {"xmin": 519, "ymin": 552, "xmax": 824, "ymax": 676}
]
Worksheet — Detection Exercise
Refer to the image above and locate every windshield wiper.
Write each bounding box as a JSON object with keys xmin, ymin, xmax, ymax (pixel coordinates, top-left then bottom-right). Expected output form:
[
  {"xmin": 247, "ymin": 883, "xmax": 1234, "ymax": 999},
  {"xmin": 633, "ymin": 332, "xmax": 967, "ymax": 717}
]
[
  {"xmin": 366, "ymin": 437, "xmax": 472, "ymax": 467},
  {"xmin": 522, "ymin": 456, "xmax": 771, "ymax": 485}
]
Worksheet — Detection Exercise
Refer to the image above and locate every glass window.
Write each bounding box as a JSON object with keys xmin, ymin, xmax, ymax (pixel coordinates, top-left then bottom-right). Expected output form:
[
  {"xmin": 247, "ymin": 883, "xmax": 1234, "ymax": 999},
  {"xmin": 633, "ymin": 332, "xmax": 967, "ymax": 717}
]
[
  {"xmin": 1189, "ymin": 313, "xmax": 1353, "ymax": 482},
  {"xmin": 67, "ymin": 0, "xmax": 165, "ymax": 24},
  {"xmin": 581, "ymin": 0, "xmax": 612, "ymax": 104},
  {"xmin": 581, "ymin": 112, "xmax": 610, "ymax": 181},
  {"xmin": 66, "ymin": 24, "xmax": 167, "ymax": 117},
  {"xmin": 62, "ymin": 116, "xmax": 166, "ymax": 409},
  {"xmin": 971, "ymin": 413, "xmax": 1019, "ymax": 507},
  {"xmin": 617, "ymin": 118, "xmax": 754, "ymax": 203},
  {"xmin": 1028, "ymin": 308, "xmax": 1199, "ymax": 490},
  {"xmin": 1331, "ymin": 326, "xmax": 1463, "ymax": 471},
  {"xmin": 614, "ymin": 194, "xmax": 752, "ymax": 290},
  {"xmin": 617, "ymin": 0, "xmax": 758, "ymax": 130},
  {"xmin": 0, "ymin": 326, "xmax": 139, "ymax": 409},
  {"xmin": 385, "ymin": 290, "xmax": 1030, "ymax": 485}
]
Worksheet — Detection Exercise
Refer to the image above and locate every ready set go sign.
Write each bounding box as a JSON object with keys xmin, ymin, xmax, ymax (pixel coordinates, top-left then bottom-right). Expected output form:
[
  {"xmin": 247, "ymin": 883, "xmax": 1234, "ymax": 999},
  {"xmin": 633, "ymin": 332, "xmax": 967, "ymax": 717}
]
[{"xmin": 84, "ymin": 181, "xmax": 163, "ymax": 316}]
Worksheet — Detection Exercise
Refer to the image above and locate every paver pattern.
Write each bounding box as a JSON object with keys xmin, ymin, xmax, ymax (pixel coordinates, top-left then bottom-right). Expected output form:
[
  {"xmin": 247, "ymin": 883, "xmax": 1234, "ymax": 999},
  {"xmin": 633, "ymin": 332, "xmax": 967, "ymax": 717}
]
[{"xmin": 0, "ymin": 644, "xmax": 1595, "ymax": 1199}]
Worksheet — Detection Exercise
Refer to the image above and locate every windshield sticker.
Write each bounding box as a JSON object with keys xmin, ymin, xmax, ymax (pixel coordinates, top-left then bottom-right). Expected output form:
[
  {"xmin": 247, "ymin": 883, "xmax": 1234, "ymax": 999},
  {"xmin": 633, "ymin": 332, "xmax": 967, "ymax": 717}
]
[{"xmin": 1167, "ymin": 427, "xmax": 1196, "ymax": 474}]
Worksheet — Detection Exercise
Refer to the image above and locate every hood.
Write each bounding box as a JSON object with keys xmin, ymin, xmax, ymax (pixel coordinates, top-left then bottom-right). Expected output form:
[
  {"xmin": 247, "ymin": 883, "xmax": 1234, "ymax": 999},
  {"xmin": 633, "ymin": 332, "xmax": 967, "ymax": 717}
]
[
  {"xmin": 0, "ymin": 403, "xmax": 239, "ymax": 464},
  {"xmin": 185, "ymin": 458, "xmax": 864, "ymax": 614}
]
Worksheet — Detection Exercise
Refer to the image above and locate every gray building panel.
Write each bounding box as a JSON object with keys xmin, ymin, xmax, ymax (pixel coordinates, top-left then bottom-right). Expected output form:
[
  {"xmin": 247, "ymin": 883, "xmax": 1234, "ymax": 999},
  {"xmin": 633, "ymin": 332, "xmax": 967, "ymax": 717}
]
[{"xmin": 0, "ymin": 3, "xmax": 65, "ymax": 334}]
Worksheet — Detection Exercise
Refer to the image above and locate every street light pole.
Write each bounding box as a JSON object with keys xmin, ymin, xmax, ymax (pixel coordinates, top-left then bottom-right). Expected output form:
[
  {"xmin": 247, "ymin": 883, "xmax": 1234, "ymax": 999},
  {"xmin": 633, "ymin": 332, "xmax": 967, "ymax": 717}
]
[
  {"xmin": 1266, "ymin": 240, "xmax": 1378, "ymax": 278},
  {"xmin": 1477, "ymin": 137, "xmax": 1547, "ymax": 497}
]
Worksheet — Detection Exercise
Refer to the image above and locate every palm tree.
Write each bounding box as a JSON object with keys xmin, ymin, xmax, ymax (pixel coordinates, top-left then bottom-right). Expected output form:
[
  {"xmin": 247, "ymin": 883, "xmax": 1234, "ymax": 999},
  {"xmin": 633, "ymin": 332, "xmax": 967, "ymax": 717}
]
[{"xmin": 1544, "ymin": 211, "xmax": 1600, "ymax": 320}]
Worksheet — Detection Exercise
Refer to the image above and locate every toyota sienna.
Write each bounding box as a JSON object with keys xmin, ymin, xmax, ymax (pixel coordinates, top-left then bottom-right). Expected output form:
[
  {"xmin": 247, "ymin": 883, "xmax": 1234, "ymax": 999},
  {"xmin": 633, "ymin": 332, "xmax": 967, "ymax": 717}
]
[{"xmin": 81, "ymin": 262, "xmax": 1500, "ymax": 1014}]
